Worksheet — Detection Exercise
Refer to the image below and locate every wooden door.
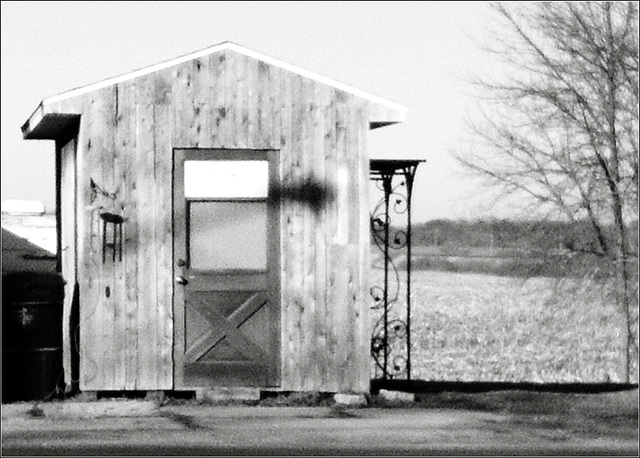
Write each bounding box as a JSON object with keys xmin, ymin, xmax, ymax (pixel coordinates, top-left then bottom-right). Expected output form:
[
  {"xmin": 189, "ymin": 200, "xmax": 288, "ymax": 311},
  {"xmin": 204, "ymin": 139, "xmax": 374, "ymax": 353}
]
[{"xmin": 173, "ymin": 149, "xmax": 280, "ymax": 388}]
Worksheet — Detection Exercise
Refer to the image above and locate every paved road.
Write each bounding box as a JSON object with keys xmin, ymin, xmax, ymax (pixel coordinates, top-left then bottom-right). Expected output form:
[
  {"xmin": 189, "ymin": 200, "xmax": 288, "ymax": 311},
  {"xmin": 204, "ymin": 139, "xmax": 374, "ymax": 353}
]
[{"xmin": 2, "ymin": 404, "xmax": 638, "ymax": 456}]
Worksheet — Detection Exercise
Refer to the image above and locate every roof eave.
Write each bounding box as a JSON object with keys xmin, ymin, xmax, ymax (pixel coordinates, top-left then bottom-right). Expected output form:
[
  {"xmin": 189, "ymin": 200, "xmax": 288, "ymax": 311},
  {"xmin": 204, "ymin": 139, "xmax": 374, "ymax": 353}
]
[
  {"xmin": 22, "ymin": 103, "xmax": 80, "ymax": 140},
  {"xmin": 21, "ymin": 103, "xmax": 45, "ymax": 139},
  {"xmin": 369, "ymin": 103, "xmax": 406, "ymax": 129}
]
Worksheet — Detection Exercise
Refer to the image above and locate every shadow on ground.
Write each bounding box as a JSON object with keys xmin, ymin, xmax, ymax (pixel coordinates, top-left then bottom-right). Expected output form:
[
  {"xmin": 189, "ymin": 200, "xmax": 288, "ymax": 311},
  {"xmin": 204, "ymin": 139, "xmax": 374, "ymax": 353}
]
[{"xmin": 371, "ymin": 379, "xmax": 639, "ymax": 443}]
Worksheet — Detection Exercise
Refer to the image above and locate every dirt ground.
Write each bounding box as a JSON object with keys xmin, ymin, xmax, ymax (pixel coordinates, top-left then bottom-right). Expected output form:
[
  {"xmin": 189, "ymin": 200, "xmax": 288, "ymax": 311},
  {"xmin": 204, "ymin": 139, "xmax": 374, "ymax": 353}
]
[
  {"xmin": 4, "ymin": 386, "xmax": 636, "ymax": 456},
  {"xmin": 408, "ymin": 388, "xmax": 639, "ymax": 443}
]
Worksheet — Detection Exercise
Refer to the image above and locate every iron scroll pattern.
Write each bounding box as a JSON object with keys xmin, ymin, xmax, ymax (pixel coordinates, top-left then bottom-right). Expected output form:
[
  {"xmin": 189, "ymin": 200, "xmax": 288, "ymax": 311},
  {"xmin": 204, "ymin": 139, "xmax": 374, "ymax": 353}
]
[{"xmin": 369, "ymin": 161, "xmax": 420, "ymax": 380}]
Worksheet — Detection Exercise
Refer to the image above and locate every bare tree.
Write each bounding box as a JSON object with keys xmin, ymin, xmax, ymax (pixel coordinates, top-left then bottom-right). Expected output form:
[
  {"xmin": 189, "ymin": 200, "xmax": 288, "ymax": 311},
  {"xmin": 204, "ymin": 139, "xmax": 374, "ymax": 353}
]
[{"xmin": 458, "ymin": 2, "xmax": 638, "ymax": 382}]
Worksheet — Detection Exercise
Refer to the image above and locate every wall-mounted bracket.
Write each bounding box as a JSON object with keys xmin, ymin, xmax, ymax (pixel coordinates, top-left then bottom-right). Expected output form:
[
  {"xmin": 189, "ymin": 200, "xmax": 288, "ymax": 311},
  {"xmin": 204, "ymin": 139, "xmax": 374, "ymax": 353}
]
[{"xmin": 100, "ymin": 212, "xmax": 124, "ymax": 263}]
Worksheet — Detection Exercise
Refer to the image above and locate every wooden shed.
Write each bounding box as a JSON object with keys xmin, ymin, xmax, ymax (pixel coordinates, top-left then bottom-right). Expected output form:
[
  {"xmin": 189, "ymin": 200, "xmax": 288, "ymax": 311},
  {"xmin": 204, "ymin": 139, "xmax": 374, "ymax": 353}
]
[{"xmin": 21, "ymin": 42, "xmax": 406, "ymax": 394}]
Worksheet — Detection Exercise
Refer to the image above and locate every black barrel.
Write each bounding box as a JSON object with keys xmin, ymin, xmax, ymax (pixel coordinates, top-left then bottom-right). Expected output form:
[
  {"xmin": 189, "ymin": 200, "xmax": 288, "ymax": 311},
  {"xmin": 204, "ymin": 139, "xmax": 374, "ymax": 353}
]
[{"xmin": 2, "ymin": 272, "xmax": 64, "ymax": 403}]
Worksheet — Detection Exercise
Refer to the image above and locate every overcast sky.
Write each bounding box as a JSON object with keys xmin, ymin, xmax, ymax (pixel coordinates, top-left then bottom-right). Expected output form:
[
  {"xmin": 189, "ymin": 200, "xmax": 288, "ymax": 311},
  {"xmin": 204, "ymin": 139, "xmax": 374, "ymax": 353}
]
[{"xmin": 1, "ymin": 1, "xmax": 500, "ymax": 222}]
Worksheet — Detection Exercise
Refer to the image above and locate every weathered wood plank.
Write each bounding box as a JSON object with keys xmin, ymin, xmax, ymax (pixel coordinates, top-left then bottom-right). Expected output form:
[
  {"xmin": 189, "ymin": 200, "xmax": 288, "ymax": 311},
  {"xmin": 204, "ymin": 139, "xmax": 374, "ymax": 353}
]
[
  {"xmin": 154, "ymin": 68, "xmax": 172, "ymax": 105},
  {"xmin": 135, "ymin": 72, "xmax": 157, "ymax": 106},
  {"xmin": 246, "ymin": 56, "xmax": 259, "ymax": 149},
  {"xmin": 285, "ymin": 71, "xmax": 305, "ymax": 390},
  {"xmin": 326, "ymin": 89, "xmax": 351, "ymax": 392},
  {"xmin": 347, "ymin": 98, "xmax": 361, "ymax": 247},
  {"xmin": 334, "ymin": 90, "xmax": 349, "ymax": 247},
  {"xmin": 123, "ymin": 82, "xmax": 140, "ymax": 390},
  {"xmin": 269, "ymin": 65, "xmax": 282, "ymax": 152},
  {"xmin": 154, "ymin": 104, "xmax": 173, "ymax": 389},
  {"xmin": 79, "ymin": 89, "xmax": 109, "ymax": 390},
  {"xmin": 344, "ymin": 94, "xmax": 360, "ymax": 390},
  {"xmin": 234, "ymin": 53, "xmax": 249, "ymax": 149},
  {"xmin": 300, "ymin": 77, "xmax": 316, "ymax": 391},
  {"xmin": 191, "ymin": 56, "xmax": 210, "ymax": 100},
  {"xmin": 192, "ymin": 57, "xmax": 211, "ymax": 147},
  {"xmin": 332, "ymin": 242, "xmax": 350, "ymax": 392},
  {"xmin": 171, "ymin": 63, "xmax": 186, "ymax": 147},
  {"xmin": 209, "ymin": 50, "xmax": 227, "ymax": 148},
  {"xmin": 224, "ymin": 50, "xmax": 238, "ymax": 149},
  {"xmin": 323, "ymin": 87, "xmax": 339, "ymax": 392},
  {"xmin": 113, "ymin": 80, "xmax": 136, "ymax": 389},
  {"xmin": 132, "ymin": 73, "xmax": 158, "ymax": 390},
  {"xmin": 135, "ymin": 91, "xmax": 158, "ymax": 389},
  {"xmin": 172, "ymin": 60, "xmax": 208, "ymax": 148},
  {"xmin": 278, "ymin": 69, "xmax": 294, "ymax": 389},
  {"xmin": 257, "ymin": 61, "xmax": 272, "ymax": 150},
  {"xmin": 80, "ymin": 96, "xmax": 101, "ymax": 391},
  {"xmin": 338, "ymin": 93, "xmax": 355, "ymax": 392},
  {"xmin": 312, "ymin": 82, "xmax": 328, "ymax": 390},
  {"xmin": 153, "ymin": 68, "xmax": 173, "ymax": 388},
  {"xmin": 100, "ymin": 85, "xmax": 118, "ymax": 390},
  {"xmin": 287, "ymin": 72, "xmax": 306, "ymax": 391}
]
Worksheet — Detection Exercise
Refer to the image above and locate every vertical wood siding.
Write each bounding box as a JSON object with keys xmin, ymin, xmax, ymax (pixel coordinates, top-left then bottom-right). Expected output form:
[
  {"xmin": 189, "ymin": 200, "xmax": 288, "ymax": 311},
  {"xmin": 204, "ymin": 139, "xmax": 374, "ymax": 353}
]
[{"xmin": 52, "ymin": 50, "xmax": 374, "ymax": 393}]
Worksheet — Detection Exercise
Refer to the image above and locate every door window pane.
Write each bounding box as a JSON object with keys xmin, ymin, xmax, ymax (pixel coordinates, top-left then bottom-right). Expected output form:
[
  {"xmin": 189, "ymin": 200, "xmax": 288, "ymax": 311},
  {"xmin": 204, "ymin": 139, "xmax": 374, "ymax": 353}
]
[
  {"xmin": 189, "ymin": 201, "xmax": 267, "ymax": 270},
  {"xmin": 185, "ymin": 161, "xmax": 268, "ymax": 198}
]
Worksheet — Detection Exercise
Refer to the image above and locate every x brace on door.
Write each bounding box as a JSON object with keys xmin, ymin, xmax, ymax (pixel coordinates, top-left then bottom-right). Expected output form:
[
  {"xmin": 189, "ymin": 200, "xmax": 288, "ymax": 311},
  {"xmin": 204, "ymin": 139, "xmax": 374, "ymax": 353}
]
[{"xmin": 186, "ymin": 292, "xmax": 269, "ymax": 364}]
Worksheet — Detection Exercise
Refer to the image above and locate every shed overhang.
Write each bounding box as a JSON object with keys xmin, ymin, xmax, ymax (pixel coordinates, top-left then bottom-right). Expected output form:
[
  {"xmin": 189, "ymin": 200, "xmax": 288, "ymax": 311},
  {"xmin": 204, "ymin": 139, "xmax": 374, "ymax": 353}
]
[
  {"xmin": 22, "ymin": 103, "xmax": 80, "ymax": 140},
  {"xmin": 370, "ymin": 159, "xmax": 426, "ymax": 178}
]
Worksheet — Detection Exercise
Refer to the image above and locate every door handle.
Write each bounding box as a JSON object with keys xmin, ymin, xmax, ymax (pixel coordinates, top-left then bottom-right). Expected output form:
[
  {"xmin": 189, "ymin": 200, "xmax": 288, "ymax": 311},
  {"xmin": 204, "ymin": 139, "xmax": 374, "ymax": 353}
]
[{"xmin": 175, "ymin": 275, "xmax": 189, "ymax": 286}]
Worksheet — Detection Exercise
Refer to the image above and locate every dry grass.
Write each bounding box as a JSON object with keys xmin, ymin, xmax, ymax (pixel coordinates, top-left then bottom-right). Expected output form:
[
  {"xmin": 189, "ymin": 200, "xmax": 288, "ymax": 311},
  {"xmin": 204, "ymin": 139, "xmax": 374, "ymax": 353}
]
[{"xmin": 370, "ymin": 260, "xmax": 639, "ymax": 384}]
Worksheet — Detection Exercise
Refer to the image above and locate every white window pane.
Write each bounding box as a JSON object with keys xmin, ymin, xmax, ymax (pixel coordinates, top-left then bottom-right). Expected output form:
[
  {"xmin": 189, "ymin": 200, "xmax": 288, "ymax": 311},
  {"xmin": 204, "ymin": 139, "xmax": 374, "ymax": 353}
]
[
  {"xmin": 184, "ymin": 161, "xmax": 268, "ymax": 198},
  {"xmin": 189, "ymin": 201, "xmax": 267, "ymax": 270}
]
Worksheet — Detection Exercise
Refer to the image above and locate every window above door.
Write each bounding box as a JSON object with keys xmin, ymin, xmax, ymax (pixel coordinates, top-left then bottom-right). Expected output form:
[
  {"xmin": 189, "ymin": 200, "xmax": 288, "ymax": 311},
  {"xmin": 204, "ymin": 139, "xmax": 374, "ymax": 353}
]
[{"xmin": 184, "ymin": 160, "xmax": 269, "ymax": 199}]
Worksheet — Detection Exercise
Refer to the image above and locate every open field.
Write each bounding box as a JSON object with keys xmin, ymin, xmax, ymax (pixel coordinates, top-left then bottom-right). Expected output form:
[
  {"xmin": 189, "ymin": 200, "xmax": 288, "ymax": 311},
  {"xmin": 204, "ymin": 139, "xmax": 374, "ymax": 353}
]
[{"xmin": 370, "ymin": 251, "xmax": 639, "ymax": 384}]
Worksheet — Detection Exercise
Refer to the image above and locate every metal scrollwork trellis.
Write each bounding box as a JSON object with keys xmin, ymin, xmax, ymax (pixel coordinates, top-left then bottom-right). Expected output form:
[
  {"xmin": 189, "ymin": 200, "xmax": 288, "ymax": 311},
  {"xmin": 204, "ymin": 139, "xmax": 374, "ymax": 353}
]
[{"xmin": 369, "ymin": 159, "xmax": 423, "ymax": 380}]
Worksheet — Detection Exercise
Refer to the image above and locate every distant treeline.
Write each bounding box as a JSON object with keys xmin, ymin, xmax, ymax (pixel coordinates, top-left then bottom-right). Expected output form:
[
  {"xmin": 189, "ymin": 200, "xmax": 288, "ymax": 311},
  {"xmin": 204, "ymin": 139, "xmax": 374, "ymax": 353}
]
[{"xmin": 410, "ymin": 218, "xmax": 639, "ymax": 254}]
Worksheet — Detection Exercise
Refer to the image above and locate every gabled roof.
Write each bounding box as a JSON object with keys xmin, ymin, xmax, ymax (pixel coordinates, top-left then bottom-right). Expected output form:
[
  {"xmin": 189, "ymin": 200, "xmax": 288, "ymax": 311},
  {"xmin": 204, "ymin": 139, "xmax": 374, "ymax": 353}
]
[{"xmin": 22, "ymin": 42, "xmax": 406, "ymax": 139}]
